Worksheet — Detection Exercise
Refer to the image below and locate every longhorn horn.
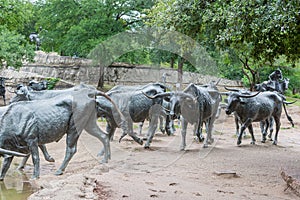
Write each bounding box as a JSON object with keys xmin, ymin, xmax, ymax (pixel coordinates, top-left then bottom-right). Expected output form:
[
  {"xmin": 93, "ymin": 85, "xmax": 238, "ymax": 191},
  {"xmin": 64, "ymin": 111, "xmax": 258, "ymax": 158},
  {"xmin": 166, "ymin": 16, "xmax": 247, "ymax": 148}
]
[
  {"xmin": 283, "ymin": 100, "xmax": 297, "ymax": 105},
  {"xmin": 6, "ymin": 87, "xmax": 16, "ymax": 94},
  {"xmin": 142, "ymin": 92, "xmax": 173, "ymax": 99},
  {"xmin": 215, "ymin": 78, "xmax": 221, "ymax": 85},
  {"xmin": 237, "ymin": 92, "xmax": 260, "ymax": 98},
  {"xmin": 219, "ymin": 92, "xmax": 230, "ymax": 96},
  {"xmin": 224, "ymin": 86, "xmax": 240, "ymax": 92},
  {"xmin": 0, "ymin": 148, "xmax": 29, "ymax": 157}
]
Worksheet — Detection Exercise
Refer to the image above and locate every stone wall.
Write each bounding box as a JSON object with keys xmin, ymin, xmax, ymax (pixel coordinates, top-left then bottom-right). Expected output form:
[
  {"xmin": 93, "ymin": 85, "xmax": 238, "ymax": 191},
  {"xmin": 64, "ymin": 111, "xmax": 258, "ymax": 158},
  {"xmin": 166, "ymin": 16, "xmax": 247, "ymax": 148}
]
[{"xmin": 19, "ymin": 51, "xmax": 242, "ymax": 89}]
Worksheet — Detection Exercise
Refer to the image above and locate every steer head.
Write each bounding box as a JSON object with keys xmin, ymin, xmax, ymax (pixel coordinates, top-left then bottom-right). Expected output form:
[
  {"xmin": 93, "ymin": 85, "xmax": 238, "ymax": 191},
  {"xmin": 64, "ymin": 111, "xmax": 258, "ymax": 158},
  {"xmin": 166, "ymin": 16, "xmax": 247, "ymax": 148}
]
[
  {"xmin": 142, "ymin": 91, "xmax": 197, "ymax": 120},
  {"xmin": 224, "ymin": 90, "xmax": 260, "ymax": 115},
  {"xmin": 9, "ymin": 85, "xmax": 31, "ymax": 103}
]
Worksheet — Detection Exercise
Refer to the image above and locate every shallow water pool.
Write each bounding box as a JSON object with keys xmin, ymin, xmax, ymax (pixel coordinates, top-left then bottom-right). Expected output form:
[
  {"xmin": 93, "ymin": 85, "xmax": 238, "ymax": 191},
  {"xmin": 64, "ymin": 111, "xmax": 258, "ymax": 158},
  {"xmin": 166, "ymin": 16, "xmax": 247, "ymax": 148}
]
[{"xmin": 0, "ymin": 170, "xmax": 34, "ymax": 200}]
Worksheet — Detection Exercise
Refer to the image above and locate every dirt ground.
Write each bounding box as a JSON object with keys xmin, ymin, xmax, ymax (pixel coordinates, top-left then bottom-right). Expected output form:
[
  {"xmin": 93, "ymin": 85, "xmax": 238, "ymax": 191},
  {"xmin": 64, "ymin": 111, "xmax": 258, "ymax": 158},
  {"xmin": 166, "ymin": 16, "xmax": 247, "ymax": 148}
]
[{"xmin": 2, "ymin": 104, "xmax": 300, "ymax": 200}]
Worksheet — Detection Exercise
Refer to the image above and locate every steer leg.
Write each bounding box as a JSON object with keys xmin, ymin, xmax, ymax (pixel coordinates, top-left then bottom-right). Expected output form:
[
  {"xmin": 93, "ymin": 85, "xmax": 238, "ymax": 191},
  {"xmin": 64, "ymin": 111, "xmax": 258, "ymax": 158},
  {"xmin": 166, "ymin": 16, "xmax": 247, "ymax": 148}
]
[
  {"xmin": 39, "ymin": 144, "xmax": 55, "ymax": 162},
  {"xmin": 180, "ymin": 119, "xmax": 188, "ymax": 151},
  {"xmin": 85, "ymin": 120, "xmax": 111, "ymax": 163},
  {"xmin": 159, "ymin": 115, "xmax": 165, "ymax": 134},
  {"xmin": 119, "ymin": 118, "xmax": 143, "ymax": 145},
  {"xmin": 247, "ymin": 124, "xmax": 256, "ymax": 145},
  {"xmin": 138, "ymin": 121, "xmax": 144, "ymax": 136},
  {"xmin": 3, "ymin": 94, "xmax": 6, "ymax": 106},
  {"xmin": 28, "ymin": 139, "xmax": 41, "ymax": 180},
  {"xmin": 144, "ymin": 114, "xmax": 159, "ymax": 148},
  {"xmin": 106, "ymin": 123, "xmax": 116, "ymax": 142},
  {"xmin": 98, "ymin": 124, "xmax": 116, "ymax": 157},
  {"xmin": 18, "ymin": 156, "xmax": 29, "ymax": 171},
  {"xmin": 235, "ymin": 115, "xmax": 240, "ymax": 137},
  {"xmin": 56, "ymin": 130, "xmax": 80, "ymax": 176},
  {"xmin": 237, "ymin": 118, "xmax": 253, "ymax": 145},
  {"xmin": 260, "ymin": 120, "xmax": 269, "ymax": 143},
  {"xmin": 0, "ymin": 156, "xmax": 13, "ymax": 181},
  {"xmin": 272, "ymin": 116, "xmax": 281, "ymax": 145},
  {"xmin": 204, "ymin": 118, "xmax": 214, "ymax": 148},
  {"xmin": 268, "ymin": 117, "xmax": 274, "ymax": 141},
  {"xmin": 18, "ymin": 144, "xmax": 55, "ymax": 170}
]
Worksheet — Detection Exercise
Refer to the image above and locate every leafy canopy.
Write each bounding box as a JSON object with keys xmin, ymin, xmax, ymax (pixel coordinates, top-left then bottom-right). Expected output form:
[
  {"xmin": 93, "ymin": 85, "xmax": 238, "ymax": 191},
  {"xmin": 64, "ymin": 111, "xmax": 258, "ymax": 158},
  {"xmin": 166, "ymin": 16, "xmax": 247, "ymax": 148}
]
[{"xmin": 0, "ymin": 0, "xmax": 35, "ymax": 68}]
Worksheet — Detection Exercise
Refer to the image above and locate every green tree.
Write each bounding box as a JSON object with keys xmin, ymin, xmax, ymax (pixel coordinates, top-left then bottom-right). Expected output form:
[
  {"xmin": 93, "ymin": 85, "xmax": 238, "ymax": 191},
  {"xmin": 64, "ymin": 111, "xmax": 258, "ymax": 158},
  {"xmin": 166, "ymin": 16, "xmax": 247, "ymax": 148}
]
[
  {"xmin": 0, "ymin": 0, "xmax": 34, "ymax": 33},
  {"xmin": 34, "ymin": 0, "xmax": 154, "ymax": 56},
  {"xmin": 0, "ymin": 26, "xmax": 34, "ymax": 68},
  {"xmin": 148, "ymin": 0, "xmax": 300, "ymax": 91},
  {"xmin": 147, "ymin": 0, "xmax": 210, "ymax": 83},
  {"xmin": 204, "ymin": 0, "xmax": 300, "ymax": 89},
  {"xmin": 0, "ymin": 0, "xmax": 35, "ymax": 68}
]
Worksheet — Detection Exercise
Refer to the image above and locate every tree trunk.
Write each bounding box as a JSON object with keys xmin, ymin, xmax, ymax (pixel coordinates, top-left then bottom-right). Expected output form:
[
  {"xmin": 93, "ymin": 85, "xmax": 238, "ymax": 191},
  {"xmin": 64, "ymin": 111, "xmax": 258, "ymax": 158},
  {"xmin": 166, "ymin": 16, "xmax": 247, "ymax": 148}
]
[
  {"xmin": 240, "ymin": 57, "xmax": 257, "ymax": 91},
  {"xmin": 177, "ymin": 57, "xmax": 184, "ymax": 89},
  {"xmin": 97, "ymin": 65, "xmax": 105, "ymax": 90},
  {"xmin": 170, "ymin": 57, "xmax": 174, "ymax": 68}
]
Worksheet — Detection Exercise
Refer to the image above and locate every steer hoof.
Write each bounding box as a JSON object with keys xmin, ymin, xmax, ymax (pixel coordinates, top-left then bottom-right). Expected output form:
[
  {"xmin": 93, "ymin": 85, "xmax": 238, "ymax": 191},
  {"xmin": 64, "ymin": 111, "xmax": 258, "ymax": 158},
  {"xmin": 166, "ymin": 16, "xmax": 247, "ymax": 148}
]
[
  {"xmin": 30, "ymin": 175, "xmax": 39, "ymax": 180},
  {"xmin": 100, "ymin": 158, "xmax": 108, "ymax": 164},
  {"xmin": 17, "ymin": 166, "xmax": 25, "ymax": 171},
  {"xmin": 97, "ymin": 150, "xmax": 105, "ymax": 157},
  {"xmin": 46, "ymin": 157, "xmax": 55, "ymax": 162},
  {"xmin": 272, "ymin": 141, "xmax": 278, "ymax": 145},
  {"xmin": 250, "ymin": 141, "xmax": 256, "ymax": 145},
  {"xmin": 138, "ymin": 139, "xmax": 143, "ymax": 145},
  {"xmin": 237, "ymin": 140, "xmax": 242, "ymax": 146},
  {"xmin": 207, "ymin": 138, "xmax": 214, "ymax": 145},
  {"xmin": 144, "ymin": 145, "xmax": 150, "ymax": 149},
  {"xmin": 55, "ymin": 170, "xmax": 64, "ymax": 176}
]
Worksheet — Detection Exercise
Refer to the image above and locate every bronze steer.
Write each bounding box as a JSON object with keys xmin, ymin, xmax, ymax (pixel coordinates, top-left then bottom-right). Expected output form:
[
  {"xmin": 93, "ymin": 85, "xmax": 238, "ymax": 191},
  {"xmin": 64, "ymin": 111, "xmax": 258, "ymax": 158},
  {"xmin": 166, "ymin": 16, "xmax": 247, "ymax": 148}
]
[{"xmin": 0, "ymin": 88, "xmax": 113, "ymax": 180}]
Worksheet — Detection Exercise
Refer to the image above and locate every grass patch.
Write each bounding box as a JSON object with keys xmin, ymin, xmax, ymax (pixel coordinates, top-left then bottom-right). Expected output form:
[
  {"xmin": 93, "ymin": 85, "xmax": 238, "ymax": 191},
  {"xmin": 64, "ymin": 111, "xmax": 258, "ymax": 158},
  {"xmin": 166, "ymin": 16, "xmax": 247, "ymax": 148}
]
[
  {"xmin": 133, "ymin": 124, "xmax": 140, "ymax": 129},
  {"xmin": 231, "ymin": 134, "xmax": 251, "ymax": 139},
  {"xmin": 280, "ymin": 126, "xmax": 293, "ymax": 130},
  {"xmin": 214, "ymin": 130, "xmax": 223, "ymax": 135},
  {"xmin": 98, "ymin": 118, "xmax": 107, "ymax": 122},
  {"xmin": 173, "ymin": 124, "xmax": 180, "ymax": 129},
  {"xmin": 286, "ymin": 96, "xmax": 300, "ymax": 107}
]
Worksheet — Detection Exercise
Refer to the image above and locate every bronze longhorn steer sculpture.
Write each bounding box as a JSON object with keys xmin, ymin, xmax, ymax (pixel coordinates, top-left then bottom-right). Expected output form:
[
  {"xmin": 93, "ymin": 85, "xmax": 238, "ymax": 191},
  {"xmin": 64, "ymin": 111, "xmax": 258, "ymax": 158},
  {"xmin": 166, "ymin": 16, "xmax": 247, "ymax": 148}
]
[
  {"xmin": 96, "ymin": 82, "xmax": 168, "ymax": 150},
  {"xmin": 224, "ymin": 90, "xmax": 294, "ymax": 145},
  {"xmin": 0, "ymin": 87, "xmax": 123, "ymax": 180},
  {"xmin": 143, "ymin": 83, "xmax": 221, "ymax": 150}
]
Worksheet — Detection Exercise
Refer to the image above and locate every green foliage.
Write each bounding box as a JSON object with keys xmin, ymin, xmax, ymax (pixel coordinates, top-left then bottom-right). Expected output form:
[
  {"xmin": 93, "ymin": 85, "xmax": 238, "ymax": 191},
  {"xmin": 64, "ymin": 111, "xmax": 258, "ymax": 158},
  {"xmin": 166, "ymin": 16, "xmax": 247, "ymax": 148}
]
[
  {"xmin": 0, "ymin": 0, "xmax": 35, "ymax": 69},
  {"xmin": 45, "ymin": 77, "xmax": 60, "ymax": 90},
  {"xmin": 0, "ymin": 26, "xmax": 34, "ymax": 68},
  {"xmin": 34, "ymin": 0, "xmax": 155, "ymax": 56},
  {"xmin": 117, "ymin": 49, "xmax": 152, "ymax": 65},
  {"xmin": 0, "ymin": 0, "xmax": 34, "ymax": 33},
  {"xmin": 147, "ymin": 0, "xmax": 300, "ymax": 91},
  {"xmin": 216, "ymin": 50, "xmax": 244, "ymax": 80}
]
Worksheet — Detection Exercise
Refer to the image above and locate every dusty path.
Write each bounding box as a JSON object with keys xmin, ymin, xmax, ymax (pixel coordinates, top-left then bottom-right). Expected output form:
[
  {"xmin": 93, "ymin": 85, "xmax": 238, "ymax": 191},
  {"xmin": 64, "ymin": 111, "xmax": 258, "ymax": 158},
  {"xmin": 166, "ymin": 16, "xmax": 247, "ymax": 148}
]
[{"xmin": 3, "ymin": 105, "xmax": 300, "ymax": 200}]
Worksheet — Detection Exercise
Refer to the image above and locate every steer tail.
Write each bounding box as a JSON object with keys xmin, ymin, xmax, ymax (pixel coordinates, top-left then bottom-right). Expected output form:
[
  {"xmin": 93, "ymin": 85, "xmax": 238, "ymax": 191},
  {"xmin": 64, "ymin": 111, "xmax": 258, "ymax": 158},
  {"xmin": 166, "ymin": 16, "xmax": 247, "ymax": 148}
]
[
  {"xmin": 96, "ymin": 91, "xmax": 129, "ymax": 133},
  {"xmin": 282, "ymin": 102, "xmax": 294, "ymax": 127}
]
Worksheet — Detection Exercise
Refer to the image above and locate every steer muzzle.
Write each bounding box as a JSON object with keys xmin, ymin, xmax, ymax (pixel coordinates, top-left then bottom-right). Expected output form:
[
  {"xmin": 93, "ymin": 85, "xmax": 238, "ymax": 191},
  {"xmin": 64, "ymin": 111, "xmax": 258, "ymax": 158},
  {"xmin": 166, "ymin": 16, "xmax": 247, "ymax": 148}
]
[
  {"xmin": 225, "ymin": 108, "xmax": 232, "ymax": 115},
  {"xmin": 170, "ymin": 111, "xmax": 176, "ymax": 120}
]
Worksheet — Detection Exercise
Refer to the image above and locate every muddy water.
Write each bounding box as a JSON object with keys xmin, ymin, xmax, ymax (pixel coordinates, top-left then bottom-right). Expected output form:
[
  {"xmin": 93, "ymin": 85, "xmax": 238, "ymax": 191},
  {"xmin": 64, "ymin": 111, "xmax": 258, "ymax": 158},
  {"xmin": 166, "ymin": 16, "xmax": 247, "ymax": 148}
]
[{"xmin": 0, "ymin": 168, "xmax": 34, "ymax": 200}]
